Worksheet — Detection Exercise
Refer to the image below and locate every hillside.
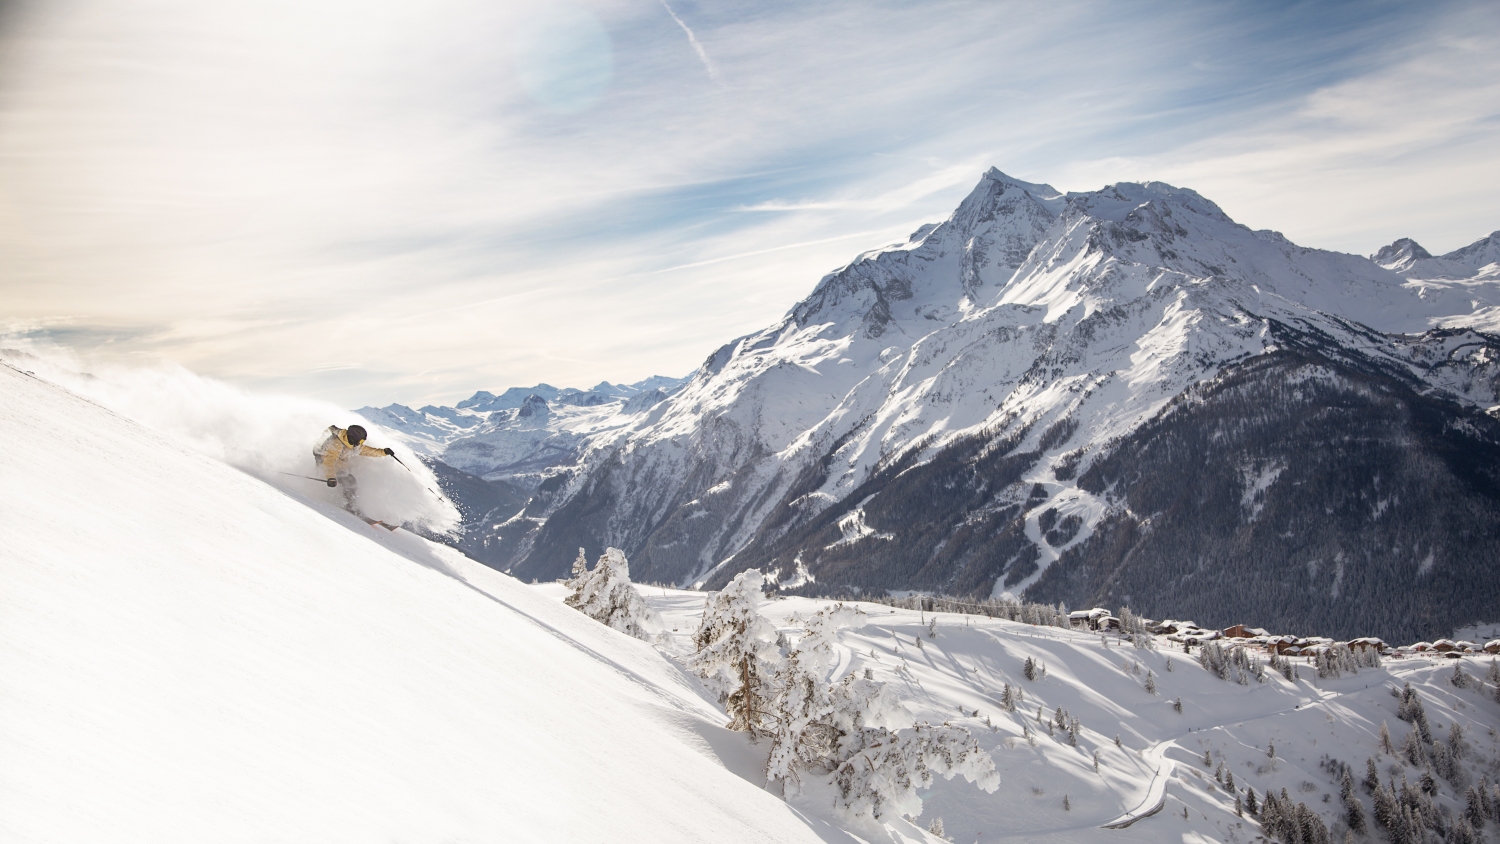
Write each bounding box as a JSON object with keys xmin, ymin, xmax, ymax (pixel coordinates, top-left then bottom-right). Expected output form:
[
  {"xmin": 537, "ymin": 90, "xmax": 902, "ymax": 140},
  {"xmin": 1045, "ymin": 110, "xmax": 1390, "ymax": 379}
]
[
  {"xmin": 7, "ymin": 360, "xmax": 1500, "ymax": 844},
  {"xmin": 0, "ymin": 363, "xmax": 846, "ymax": 844}
]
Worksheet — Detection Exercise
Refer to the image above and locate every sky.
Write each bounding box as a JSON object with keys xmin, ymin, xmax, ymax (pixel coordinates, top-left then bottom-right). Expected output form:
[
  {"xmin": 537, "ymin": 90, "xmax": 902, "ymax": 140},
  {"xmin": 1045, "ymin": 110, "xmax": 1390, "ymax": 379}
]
[{"xmin": 1, "ymin": 0, "xmax": 1497, "ymax": 408}]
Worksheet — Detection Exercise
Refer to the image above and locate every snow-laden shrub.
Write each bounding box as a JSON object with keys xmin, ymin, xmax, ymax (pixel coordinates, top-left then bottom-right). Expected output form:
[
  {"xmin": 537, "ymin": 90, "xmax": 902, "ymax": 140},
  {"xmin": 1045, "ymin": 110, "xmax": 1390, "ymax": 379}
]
[
  {"xmin": 831, "ymin": 721, "xmax": 999, "ymax": 824},
  {"xmin": 763, "ymin": 602, "xmax": 999, "ymax": 824},
  {"xmin": 691, "ymin": 574, "xmax": 999, "ymax": 825},
  {"xmin": 688, "ymin": 569, "xmax": 781, "ymax": 734},
  {"xmin": 564, "ymin": 547, "xmax": 662, "ymax": 641}
]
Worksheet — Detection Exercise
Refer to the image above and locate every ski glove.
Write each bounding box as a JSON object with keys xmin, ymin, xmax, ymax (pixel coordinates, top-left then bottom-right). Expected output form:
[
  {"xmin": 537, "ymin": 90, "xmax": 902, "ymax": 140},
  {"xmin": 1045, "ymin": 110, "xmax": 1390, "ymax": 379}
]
[
  {"xmin": 326, "ymin": 478, "xmax": 338, "ymax": 487},
  {"xmin": 383, "ymin": 447, "xmax": 395, "ymax": 456}
]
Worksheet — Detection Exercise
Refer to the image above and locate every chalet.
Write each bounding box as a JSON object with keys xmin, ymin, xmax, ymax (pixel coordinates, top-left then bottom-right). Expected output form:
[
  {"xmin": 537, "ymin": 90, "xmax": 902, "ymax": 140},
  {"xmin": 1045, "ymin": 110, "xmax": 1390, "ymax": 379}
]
[
  {"xmin": 1432, "ymin": 639, "xmax": 1457, "ymax": 653},
  {"xmin": 1347, "ymin": 637, "xmax": 1386, "ymax": 655},
  {"xmin": 1223, "ymin": 624, "xmax": 1271, "ymax": 640},
  {"xmin": 1486, "ymin": 639, "xmax": 1500, "ymax": 654},
  {"xmin": 1151, "ymin": 619, "xmax": 1194, "ymax": 635},
  {"xmin": 1068, "ymin": 608, "xmax": 1117, "ymax": 632},
  {"xmin": 1167, "ymin": 626, "xmax": 1222, "ymax": 645}
]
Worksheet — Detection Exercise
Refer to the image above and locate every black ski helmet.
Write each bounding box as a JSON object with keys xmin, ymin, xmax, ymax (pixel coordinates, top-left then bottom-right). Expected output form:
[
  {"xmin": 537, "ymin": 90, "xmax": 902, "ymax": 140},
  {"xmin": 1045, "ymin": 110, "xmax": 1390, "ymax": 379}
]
[{"xmin": 346, "ymin": 424, "xmax": 368, "ymax": 445}]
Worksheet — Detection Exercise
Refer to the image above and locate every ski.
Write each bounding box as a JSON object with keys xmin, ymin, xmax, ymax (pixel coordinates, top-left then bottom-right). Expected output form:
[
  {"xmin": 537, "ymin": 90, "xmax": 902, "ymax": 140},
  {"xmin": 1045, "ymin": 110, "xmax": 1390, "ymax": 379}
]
[{"xmin": 358, "ymin": 517, "xmax": 399, "ymax": 532}]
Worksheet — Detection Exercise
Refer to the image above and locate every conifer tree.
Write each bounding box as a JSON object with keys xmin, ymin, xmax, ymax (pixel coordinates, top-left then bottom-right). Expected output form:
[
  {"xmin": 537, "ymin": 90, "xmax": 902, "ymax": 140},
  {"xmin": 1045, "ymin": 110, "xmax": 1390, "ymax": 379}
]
[
  {"xmin": 687, "ymin": 569, "xmax": 780, "ymax": 734},
  {"xmin": 1344, "ymin": 789, "xmax": 1367, "ymax": 834},
  {"xmin": 1452, "ymin": 661, "xmax": 1471, "ymax": 689},
  {"xmin": 1466, "ymin": 786, "xmax": 1487, "ymax": 830},
  {"xmin": 564, "ymin": 546, "xmax": 662, "ymax": 640},
  {"xmin": 1365, "ymin": 757, "xmax": 1381, "ymax": 793}
]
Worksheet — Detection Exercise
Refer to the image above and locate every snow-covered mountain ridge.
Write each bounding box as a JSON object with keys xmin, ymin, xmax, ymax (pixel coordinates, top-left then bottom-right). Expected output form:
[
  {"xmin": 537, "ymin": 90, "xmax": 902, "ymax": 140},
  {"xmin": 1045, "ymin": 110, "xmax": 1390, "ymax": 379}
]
[
  {"xmin": 499, "ymin": 168, "xmax": 1500, "ymax": 643},
  {"xmin": 355, "ymin": 374, "xmax": 688, "ymax": 481}
]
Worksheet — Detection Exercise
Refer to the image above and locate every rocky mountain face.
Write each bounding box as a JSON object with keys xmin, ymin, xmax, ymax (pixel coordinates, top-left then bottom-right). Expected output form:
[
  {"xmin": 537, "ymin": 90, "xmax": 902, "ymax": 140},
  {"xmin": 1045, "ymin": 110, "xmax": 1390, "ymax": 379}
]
[{"xmin": 490, "ymin": 170, "xmax": 1499, "ymax": 640}]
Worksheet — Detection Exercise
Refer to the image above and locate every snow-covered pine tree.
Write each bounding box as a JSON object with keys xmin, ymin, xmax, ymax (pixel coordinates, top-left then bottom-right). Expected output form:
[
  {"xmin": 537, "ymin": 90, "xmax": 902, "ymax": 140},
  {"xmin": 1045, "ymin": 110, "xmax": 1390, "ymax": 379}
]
[
  {"xmin": 1144, "ymin": 670, "xmax": 1157, "ymax": 695},
  {"xmin": 1465, "ymin": 786, "xmax": 1487, "ymax": 830},
  {"xmin": 1364, "ymin": 757, "xmax": 1380, "ymax": 792},
  {"xmin": 1023, "ymin": 656, "xmax": 1037, "ymax": 681},
  {"xmin": 564, "ymin": 546, "xmax": 662, "ymax": 641},
  {"xmin": 1400, "ymin": 728, "xmax": 1425, "ymax": 768},
  {"xmin": 927, "ymin": 816, "xmax": 946, "ymax": 840},
  {"xmin": 1000, "ymin": 682, "xmax": 1016, "ymax": 712},
  {"xmin": 763, "ymin": 602, "xmax": 867, "ymax": 787},
  {"xmin": 687, "ymin": 568, "xmax": 780, "ymax": 734},
  {"xmin": 1372, "ymin": 782, "xmax": 1396, "ymax": 832},
  {"xmin": 1448, "ymin": 722, "xmax": 1467, "ymax": 760},
  {"xmin": 1395, "ymin": 683, "xmax": 1431, "ymax": 742},
  {"xmin": 1344, "ymin": 789, "xmax": 1367, "ymax": 834},
  {"xmin": 1452, "ymin": 662, "xmax": 1472, "ymax": 689}
]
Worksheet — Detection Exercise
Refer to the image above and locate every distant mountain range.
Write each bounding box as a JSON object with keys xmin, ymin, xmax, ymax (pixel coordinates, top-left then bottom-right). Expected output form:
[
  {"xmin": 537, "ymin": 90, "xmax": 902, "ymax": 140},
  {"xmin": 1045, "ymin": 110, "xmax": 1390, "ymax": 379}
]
[{"xmin": 367, "ymin": 169, "xmax": 1500, "ymax": 641}]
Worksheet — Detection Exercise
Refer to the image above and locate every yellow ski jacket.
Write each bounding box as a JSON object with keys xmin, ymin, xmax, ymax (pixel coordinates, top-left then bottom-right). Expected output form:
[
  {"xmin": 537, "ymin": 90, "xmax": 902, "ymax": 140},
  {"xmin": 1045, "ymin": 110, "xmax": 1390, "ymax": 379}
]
[{"xmin": 316, "ymin": 427, "xmax": 387, "ymax": 479}]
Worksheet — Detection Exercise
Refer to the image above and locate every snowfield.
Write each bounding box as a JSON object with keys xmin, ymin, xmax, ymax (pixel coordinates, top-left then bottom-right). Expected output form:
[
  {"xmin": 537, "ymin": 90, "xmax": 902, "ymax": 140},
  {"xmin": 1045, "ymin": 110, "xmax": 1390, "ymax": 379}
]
[
  {"xmin": 6, "ymin": 361, "xmax": 1500, "ymax": 844},
  {"xmin": 580, "ymin": 586, "xmax": 1500, "ymax": 843},
  {"xmin": 0, "ymin": 363, "xmax": 854, "ymax": 844}
]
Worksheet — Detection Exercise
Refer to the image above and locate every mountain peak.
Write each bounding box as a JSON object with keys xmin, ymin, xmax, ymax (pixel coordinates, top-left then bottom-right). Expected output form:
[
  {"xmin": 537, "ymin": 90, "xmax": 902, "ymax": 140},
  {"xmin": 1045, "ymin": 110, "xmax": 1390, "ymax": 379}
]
[{"xmin": 1371, "ymin": 237, "xmax": 1432, "ymax": 270}]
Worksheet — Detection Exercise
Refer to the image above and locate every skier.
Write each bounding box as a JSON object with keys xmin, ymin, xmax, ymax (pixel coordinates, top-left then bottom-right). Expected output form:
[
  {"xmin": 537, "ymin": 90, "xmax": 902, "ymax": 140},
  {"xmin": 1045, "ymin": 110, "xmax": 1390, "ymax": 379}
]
[{"xmin": 313, "ymin": 424, "xmax": 395, "ymax": 512}]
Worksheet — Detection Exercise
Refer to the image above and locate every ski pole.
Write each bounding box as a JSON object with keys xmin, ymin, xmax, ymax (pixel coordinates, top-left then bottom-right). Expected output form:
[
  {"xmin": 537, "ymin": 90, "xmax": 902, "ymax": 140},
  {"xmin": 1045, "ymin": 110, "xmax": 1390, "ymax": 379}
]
[
  {"xmin": 279, "ymin": 471, "xmax": 333, "ymax": 484},
  {"xmin": 388, "ymin": 453, "xmax": 451, "ymax": 504}
]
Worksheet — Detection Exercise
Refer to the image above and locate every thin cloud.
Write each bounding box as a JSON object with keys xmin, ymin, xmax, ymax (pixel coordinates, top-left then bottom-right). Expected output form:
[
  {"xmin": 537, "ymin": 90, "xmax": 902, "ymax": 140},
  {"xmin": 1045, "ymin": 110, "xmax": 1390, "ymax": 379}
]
[
  {"xmin": 649, "ymin": 228, "xmax": 892, "ymax": 274},
  {"xmin": 660, "ymin": 1, "xmax": 720, "ymax": 84}
]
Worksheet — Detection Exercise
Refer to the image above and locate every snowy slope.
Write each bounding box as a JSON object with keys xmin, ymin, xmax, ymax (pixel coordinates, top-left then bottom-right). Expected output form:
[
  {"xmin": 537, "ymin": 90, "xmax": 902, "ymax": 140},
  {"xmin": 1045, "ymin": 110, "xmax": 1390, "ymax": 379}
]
[
  {"xmin": 536, "ymin": 584, "xmax": 1500, "ymax": 844},
  {"xmin": 0, "ymin": 363, "xmax": 863, "ymax": 844},
  {"xmin": 514, "ymin": 169, "xmax": 1500, "ymax": 617}
]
